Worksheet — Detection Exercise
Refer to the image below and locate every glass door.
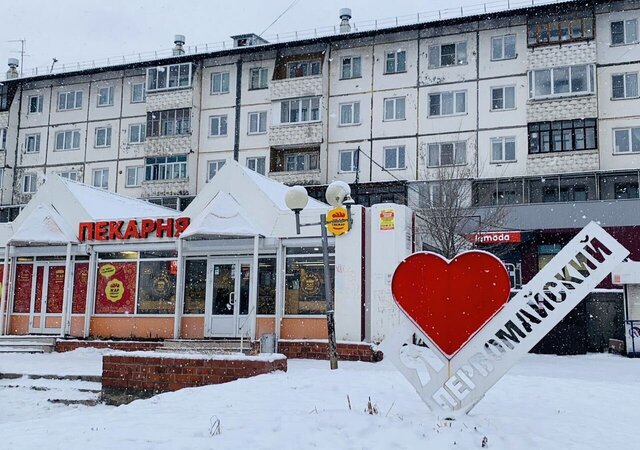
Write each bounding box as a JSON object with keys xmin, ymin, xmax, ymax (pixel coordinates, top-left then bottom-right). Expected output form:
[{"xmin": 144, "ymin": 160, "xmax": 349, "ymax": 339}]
[{"xmin": 28, "ymin": 263, "xmax": 65, "ymax": 334}]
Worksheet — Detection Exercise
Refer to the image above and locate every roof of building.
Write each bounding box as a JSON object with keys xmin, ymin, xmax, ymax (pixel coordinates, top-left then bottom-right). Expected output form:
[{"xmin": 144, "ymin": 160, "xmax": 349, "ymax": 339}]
[{"xmin": 9, "ymin": 204, "xmax": 78, "ymax": 246}]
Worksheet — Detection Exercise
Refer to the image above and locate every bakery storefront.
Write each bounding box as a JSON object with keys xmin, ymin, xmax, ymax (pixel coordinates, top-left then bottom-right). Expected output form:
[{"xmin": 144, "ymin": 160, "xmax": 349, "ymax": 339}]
[{"xmin": 0, "ymin": 160, "xmax": 414, "ymax": 346}]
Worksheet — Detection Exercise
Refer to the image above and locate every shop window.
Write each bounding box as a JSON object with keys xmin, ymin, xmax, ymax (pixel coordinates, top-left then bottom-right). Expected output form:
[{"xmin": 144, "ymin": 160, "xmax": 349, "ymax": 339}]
[
  {"xmin": 72, "ymin": 262, "xmax": 89, "ymax": 314},
  {"xmin": 257, "ymin": 258, "xmax": 277, "ymax": 315},
  {"xmin": 285, "ymin": 247, "xmax": 334, "ymax": 315},
  {"xmin": 13, "ymin": 264, "xmax": 33, "ymax": 313},
  {"xmin": 94, "ymin": 261, "xmax": 137, "ymax": 314},
  {"xmin": 183, "ymin": 259, "xmax": 206, "ymax": 314},
  {"xmin": 137, "ymin": 260, "xmax": 177, "ymax": 314}
]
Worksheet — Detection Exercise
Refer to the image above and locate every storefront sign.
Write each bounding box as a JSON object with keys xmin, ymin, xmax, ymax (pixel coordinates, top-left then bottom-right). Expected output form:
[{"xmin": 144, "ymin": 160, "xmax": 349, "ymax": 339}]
[
  {"xmin": 466, "ymin": 231, "xmax": 521, "ymax": 244},
  {"xmin": 382, "ymin": 222, "xmax": 629, "ymax": 414},
  {"xmin": 379, "ymin": 209, "xmax": 395, "ymax": 231},
  {"xmin": 78, "ymin": 217, "xmax": 190, "ymax": 242},
  {"xmin": 326, "ymin": 207, "xmax": 349, "ymax": 236}
]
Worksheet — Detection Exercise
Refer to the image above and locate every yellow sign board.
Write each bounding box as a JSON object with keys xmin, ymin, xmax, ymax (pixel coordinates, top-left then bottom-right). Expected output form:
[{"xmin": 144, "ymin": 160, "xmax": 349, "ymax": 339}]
[
  {"xmin": 379, "ymin": 208, "xmax": 395, "ymax": 231},
  {"xmin": 326, "ymin": 206, "xmax": 349, "ymax": 236}
]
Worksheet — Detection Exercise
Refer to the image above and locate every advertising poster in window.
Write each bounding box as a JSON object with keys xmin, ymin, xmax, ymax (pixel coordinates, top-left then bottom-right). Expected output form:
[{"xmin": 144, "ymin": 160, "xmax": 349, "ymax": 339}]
[
  {"xmin": 72, "ymin": 263, "xmax": 89, "ymax": 314},
  {"xmin": 14, "ymin": 265, "xmax": 33, "ymax": 313},
  {"xmin": 137, "ymin": 260, "xmax": 177, "ymax": 314},
  {"xmin": 46, "ymin": 266, "xmax": 66, "ymax": 313},
  {"xmin": 95, "ymin": 262, "xmax": 137, "ymax": 314}
]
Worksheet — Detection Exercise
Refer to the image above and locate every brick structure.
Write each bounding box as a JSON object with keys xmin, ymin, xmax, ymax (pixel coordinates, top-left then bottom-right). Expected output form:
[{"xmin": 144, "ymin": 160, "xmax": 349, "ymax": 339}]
[
  {"xmin": 101, "ymin": 353, "xmax": 287, "ymax": 405},
  {"xmin": 55, "ymin": 339, "xmax": 163, "ymax": 353},
  {"xmin": 277, "ymin": 341, "xmax": 383, "ymax": 362}
]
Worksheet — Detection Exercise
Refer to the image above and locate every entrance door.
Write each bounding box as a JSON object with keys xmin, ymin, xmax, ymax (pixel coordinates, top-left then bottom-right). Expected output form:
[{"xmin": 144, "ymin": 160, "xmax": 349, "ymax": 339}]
[
  {"xmin": 29, "ymin": 263, "xmax": 66, "ymax": 334},
  {"xmin": 204, "ymin": 259, "xmax": 252, "ymax": 337}
]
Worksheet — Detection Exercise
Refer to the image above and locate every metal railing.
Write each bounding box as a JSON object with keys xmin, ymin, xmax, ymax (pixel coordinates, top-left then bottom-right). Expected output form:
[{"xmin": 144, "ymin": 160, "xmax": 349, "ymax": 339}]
[{"xmin": 4, "ymin": 0, "xmax": 570, "ymax": 81}]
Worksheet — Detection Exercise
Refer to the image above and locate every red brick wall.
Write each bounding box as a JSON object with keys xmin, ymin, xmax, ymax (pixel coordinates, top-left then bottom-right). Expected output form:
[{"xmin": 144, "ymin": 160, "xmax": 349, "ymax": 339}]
[
  {"xmin": 56, "ymin": 340, "xmax": 162, "ymax": 353},
  {"xmin": 277, "ymin": 341, "xmax": 383, "ymax": 362},
  {"xmin": 102, "ymin": 355, "xmax": 287, "ymax": 394}
]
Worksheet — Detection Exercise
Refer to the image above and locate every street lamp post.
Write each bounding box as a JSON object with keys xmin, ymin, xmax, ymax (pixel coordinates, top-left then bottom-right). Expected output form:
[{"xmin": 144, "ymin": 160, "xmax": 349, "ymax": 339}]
[{"xmin": 285, "ymin": 181, "xmax": 354, "ymax": 370}]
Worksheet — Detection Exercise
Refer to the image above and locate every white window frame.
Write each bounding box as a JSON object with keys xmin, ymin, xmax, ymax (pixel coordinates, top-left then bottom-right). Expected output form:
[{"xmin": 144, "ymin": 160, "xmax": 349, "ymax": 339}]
[
  {"xmin": 490, "ymin": 136, "xmax": 517, "ymax": 163},
  {"xmin": 57, "ymin": 90, "xmax": 83, "ymax": 111},
  {"xmin": 491, "ymin": 86, "xmax": 516, "ymax": 111},
  {"xmin": 0, "ymin": 128, "xmax": 6, "ymax": 150},
  {"xmin": 383, "ymin": 97, "xmax": 406, "ymax": 121},
  {"xmin": 528, "ymin": 64, "xmax": 596, "ymax": 99},
  {"xmin": 339, "ymin": 101, "xmax": 360, "ymax": 126},
  {"xmin": 128, "ymin": 123, "xmax": 146, "ymax": 144},
  {"xmin": 341, "ymin": 56, "xmax": 362, "ymax": 79},
  {"xmin": 246, "ymin": 156, "xmax": 266, "ymax": 175},
  {"xmin": 491, "ymin": 35, "xmax": 517, "ymax": 61},
  {"xmin": 209, "ymin": 115, "xmax": 228, "ymax": 137},
  {"xmin": 613, "ymin": 127, "xmax": 640, "ymax": 153},
  {"xmin": 285, "ymin": 152, "xmax": 319, "ymax": 172},
  {"xmin": 427, "ymin": 141, "xmax": 467, "ymax": 167},
  {"xmin": 92, "ymin": 168, "xmax": 109, "ymax": 190},
  {"xmin": 207, "ymin": 159, "xmax": 226, "ymax": 180},
  {"xmin": 339, "ymin": 149, "xmax": 358, "ymax": 173},
  {"xmin": 125, "ymin": 166, "xmax": 145, "ymax": 187},
  {"xmin": 28, "ymin": 95, "xmax": 43, "ymax": 113},
  {"xmin": 211, "ymin": 71, "xmax": 230, "ymax": 94},
  {"xmin": 429, "ymin": 42, "xmax": 468, "ymax": 68},
  {"xmin": 279, "ymin": 97, "xmax": 321, "ymax": 124},
  {"xmin": 612, "ymin": 72, "xmax": 639, "ymax": 99},
  {"xmin": 429, "ymin": 91, "xmax": 467, "ymax": 117},
  {"xmin": 383, "ymin": 145, "xmax": 406, "ymax": 170},
  {"xmin": 248, "ymin": 111, "xmax": 267, "ymax": 135},
  {"xmin": 131, "ymin": 83, "xmax": 146, "ymax": 103},
  {"xmin": 25, "ymin": 133, "xmax": 41, "ymax": 153},
  {"xmin": 97, "ymin": 86, "xmax": 114, "ymax": 107},
  {"xmin": 146, "ymin": 63, "xmax": 193, "ymax": 92},
  {"xmin": 58, "ymin": 171, "xmax": 79, "ymax": 182},
  {"xmin": 249, "ymin": 67, "xmax": 269, "ymax": 90},
  {"xmin": 54, "ymin": 130, "xmax": 81, "ymax": 151},
  {"xmin": 22, "ymin": 173, "xmax": 37, "ymax": 194},
  {"xmin": 611, "ymin": 19, "xmax": 638, "ymax": 46},
  {"xmin": 94, "ymin": 127, "xmax": 112, "ymax": 148},
  {"xmin": 145, "ymin": 155, "xmax": 187, "ymax": 181},
  {"xmin": 384, "ymin": 50, "xmax": 406, "ymax": 74}
]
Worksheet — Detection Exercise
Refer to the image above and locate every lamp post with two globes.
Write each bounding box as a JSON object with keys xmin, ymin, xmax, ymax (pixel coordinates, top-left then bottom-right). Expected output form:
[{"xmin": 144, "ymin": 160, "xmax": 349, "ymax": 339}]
[{"xmin": 285, "ymin": 181, "xmax": 355, "ymax": 370}]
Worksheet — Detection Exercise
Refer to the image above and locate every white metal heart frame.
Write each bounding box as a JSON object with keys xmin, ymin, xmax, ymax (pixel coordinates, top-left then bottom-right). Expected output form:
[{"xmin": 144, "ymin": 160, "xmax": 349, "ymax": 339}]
[{"xmin": 381, "ymin": 222, "xmax": 629, "ymax": 414}]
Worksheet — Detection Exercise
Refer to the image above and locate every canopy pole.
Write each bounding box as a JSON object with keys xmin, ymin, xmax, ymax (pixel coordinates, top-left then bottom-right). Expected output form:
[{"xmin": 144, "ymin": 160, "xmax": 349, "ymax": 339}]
[
  {"xmin": 173, "ymin": 238, "xmax": 185, "ymax": 339},
  {"xmin": 83, "ymin": 249, "xmax": 97, "ymax": 338},
  {"xmin": 61, "ymin": 242, "xmax": 73, "ymax": 337},
  {"xmin": 0, "ymin": 246, "xmax": 10, "ymax": 335},
  {"xmin": 274, "ymin": 238, "xmax": 284, "ymax": 352},
  {"xmin": 249, "ymin": 235, "xmax": 259, "ymax": 341}
]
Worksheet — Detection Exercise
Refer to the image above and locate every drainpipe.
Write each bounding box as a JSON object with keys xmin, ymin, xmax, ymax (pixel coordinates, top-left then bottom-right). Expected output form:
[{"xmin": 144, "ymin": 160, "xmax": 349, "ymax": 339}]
[
  {"xmin": 0, "ymin": 245, "xmax": 10, "ymax": 335},
  {"xmin": 233, "ymin": 59, "xmax": 243, "ymax": 161}
]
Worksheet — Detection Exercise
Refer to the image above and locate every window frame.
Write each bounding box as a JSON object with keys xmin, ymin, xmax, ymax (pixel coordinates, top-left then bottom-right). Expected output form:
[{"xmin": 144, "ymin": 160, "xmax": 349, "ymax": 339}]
[
  {"xmin": 54, "ymin": 130, "xmax": 81, "ymax": 151},
  {"xmin": 279, "ymin": 97, "xmax": 321, "ymax": 124},
  {"xmin": 57, "ymin": 90, "xmax": 83, "ymax": 111},
  {"xmin": 249, "ymin": 67, "xmax": 269, "ymax": 90},
  {"xmin": 94, "ymin": 127, "xmax": 112, "ymax": 148},
  {"xmin": 383, "ymin": 96, "xmax": 406, "ymax": 121},
  {"xmin": 128, "ymin": 123, "xmax": 146, "ymax": 144},
  {"xmin": 28, "ymin": 95, "xmax": 44, "ymax": 113},
  {"xmin": 528, "ymin": 119, "xmax": 598, "ymax": 154},
  {"xmin": 0, "ymin": 128, "xmax": 7, "ymax": 150},
  {"xmin": 339, "ymin": 101, "xmax": 361, "ymax": 126},
  {"xmin": 125, "ymin": 166, "xmax": 145, "ymax": 187},
  {"xmin": 384, "ymin": 50, "xmax": 407, "ymax": 74},
  {"xmin": 284, "ymin": 152, "xmax": 319, "ymax": 172},
  {"xmin": 22, "ymin": 173, "xmax": 37, "ymax": 194},
  {"xmin": 248, "ymin": 111, "xmax": 267, "ymax": 135},
  {"xmin": 428, "ymin": 42, "xmax": 468, "ymax": 68},
  {"xmin": 491, "ymin": 34, "xmax": 517, "ymax": 61},
  {"xmin": 131, "ymin": 82, "xmax": 146, "ymax": 103},
  {"xmin": 611, "ymin": 19, "xmax": 638, "ymax": 46},
  {"xmin": 287, "ymin": 60, "xmax": 321, "ymax": 79},
  {"xmin": 246, "ymin": 156, "xmax": 266, "ymax": 175},
  {"xmin": 611, "ymin": 72, "xmax": 639, "ymax": 100},
  {"xmin": 58, "ymin": 171, "xmax": 79, "ymax": 182},
  {"xmin": 210, "ymin": 71, "xmax": 230, "ymax": 94},
  {"xmin": 97, "ymin": 86, "xmax": 114, "ymax": 107},
  {"xmin": 25, "ymin": 133, "xmax": 41, "ymax": 153},
  {"xmin": 427, "ymin": 141, "xmax": 467, "ymax": 167},
  {"xmin": 528, "ymin": 64, "xmax": 596, "ymax": 100},
  {"xmin": 428, "ymin": 90, "xmax": 467, "ymax": 117},
  {"xmin": 527, "ymin": 17, "xmax": 594, "ymax": 47},
  {"xmin": 144, "ymin": 155, "xmax": 188, "ymax": 181},
  {"xmin": 490, "ymin": 136, "xmax": 517, "ymax": 163},
  {"xmin": 92, "ymin": 168, "xmax": 109, "ymax": 190},
  {"xmin": 207, "ymin": 159, "xmax": 226, "ymax": 180},
  {"xmin": 491, "ymin": 85, "xmax": 516, "ymax": 111},
  {"xmin": 613, "ymin": 127, "xmax": 640, "ymax": 154},
  {"xmin": 383, "ymin": 145, "xmax": 406, "ymax": 170},
  {"xmin": 209, "ymin": 115, "xmax": 228, "ymax": 137},
  {"xmin": 340, "ymin": 56, "xmax": 362, "ymax": 80},
  {"xmin": 146, "ymin": 108, "xmax": 191, "ymax": 138},
  {"xmin": 339, "ymin": 149, "xmax": 359, "ymax": 173},
  {"xmin": 146, "ymin": 63, "xmax": 193, "ymax": 92}
]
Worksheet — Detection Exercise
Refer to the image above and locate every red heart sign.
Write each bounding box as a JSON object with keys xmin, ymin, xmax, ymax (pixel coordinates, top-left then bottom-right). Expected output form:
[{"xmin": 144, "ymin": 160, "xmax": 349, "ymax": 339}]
[{"xmin": 391, "ymin": 251, "xmax": 511, "ymax": 358}]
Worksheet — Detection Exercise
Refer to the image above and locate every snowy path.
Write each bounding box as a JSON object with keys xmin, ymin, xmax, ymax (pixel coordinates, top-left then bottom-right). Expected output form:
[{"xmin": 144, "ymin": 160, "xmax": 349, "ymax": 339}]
[{"xmin": 0, "ymin": 350, "xmax": 638, "ymax": 449}]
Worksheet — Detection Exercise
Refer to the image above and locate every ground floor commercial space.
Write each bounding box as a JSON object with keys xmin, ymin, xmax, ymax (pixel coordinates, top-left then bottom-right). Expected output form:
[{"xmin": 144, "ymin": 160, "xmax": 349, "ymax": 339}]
[{"xmin": 0, "ymin": 160, "xmax": 413, "ymax": 346}]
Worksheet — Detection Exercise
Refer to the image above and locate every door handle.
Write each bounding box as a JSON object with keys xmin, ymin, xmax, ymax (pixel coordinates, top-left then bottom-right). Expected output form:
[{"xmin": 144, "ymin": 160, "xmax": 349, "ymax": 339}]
[{"xmin": 229, "ymin": 291, "xmax": 235, "ymax": 306}]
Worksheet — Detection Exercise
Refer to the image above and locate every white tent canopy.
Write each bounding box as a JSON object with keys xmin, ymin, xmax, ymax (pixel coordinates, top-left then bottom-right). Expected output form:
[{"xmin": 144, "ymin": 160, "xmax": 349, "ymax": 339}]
[{"xmin": 9, "ymin": 204, "xmax": 78, "ymax": 246}]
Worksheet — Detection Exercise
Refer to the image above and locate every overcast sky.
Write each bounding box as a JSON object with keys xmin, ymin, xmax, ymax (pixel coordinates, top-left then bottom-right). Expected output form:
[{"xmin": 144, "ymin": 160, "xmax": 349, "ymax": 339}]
[{"xmin": 1, "ymin": 0, "xmax": 534, "ymax": 77}]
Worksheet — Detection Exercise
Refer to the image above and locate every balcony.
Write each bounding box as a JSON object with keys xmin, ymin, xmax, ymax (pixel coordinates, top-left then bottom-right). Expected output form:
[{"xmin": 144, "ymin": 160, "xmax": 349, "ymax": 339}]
[
  {"xmin": 269, "ymin": 122, "xmax": 323, "ymax": 147},
  {"xmin": 141, "ymin": 178, "xmax": 191, "ymax": 198},
  {"xmin": 146, "ymin": 88, "xmax": 194, "ymax": 111},
  {"xmin": 144, "ymin": 135, "xmax": 192, "ymax": 156},
  {"xmin": 269, "ymin": 170, "xmax": 322, "ymax": 186},
  {"xmin": 270, "ymin": 76, "xmax": 323, "ymax": 101}
]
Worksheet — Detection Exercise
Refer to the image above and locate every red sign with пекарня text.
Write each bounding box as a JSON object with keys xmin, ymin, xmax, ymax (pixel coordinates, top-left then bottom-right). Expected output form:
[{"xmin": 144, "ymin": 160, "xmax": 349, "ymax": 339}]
[{"xmin": 78, "ymin": 217, "xmax": 190, "ymax": 242}]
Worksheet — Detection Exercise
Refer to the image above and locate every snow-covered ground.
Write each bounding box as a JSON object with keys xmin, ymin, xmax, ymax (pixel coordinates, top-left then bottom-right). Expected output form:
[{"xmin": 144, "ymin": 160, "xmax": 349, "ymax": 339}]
[{"xmin": 0, "ymin": 349, "xmax": 638, "ymax": 449}]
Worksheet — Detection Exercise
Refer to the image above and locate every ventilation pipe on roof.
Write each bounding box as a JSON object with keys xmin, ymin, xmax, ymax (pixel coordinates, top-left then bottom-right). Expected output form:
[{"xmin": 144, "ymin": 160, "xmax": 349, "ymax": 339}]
[
  {"xmin": 6, "ymin": 58, "xmax": 19, "ymax": 79},
  {"xmin": 339, "ymin": 8, "xmax": 352, "ymax": 33},
  {"xmin": 173, "ymin": 35, "xmax": 186, "ymax": 56}
]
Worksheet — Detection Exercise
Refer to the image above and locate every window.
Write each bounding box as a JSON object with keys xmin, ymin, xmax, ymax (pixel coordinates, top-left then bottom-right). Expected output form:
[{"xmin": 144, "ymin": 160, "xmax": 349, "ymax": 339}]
[
  {"xmin": 211, "ymin": 72, "xmax": 230, "ymax": 94},
  {"xmin": 131, "ymin": 83, "xmax": 146, "ymax": 103},
  {"xmin": 129, "ymin": 123, "xmax": 146, "ymax": 144},
  {"xmin": 92, "ymin": 168, "xmax": 109, "ymax": 189},
  {"xmin": 247, "ymin": 157, "xmax": 266, "ymax": 175},
  {"xmin": 339, "ymin": 102, "xmax": 360, "ymax": 125},
  {"xmin": 285, "ymin": 152, "xmax": 319, "ymax": 172},
  {"xmin": 429, "ymin": 91, "xmax": 466, "ymax": 116},
  {"xmin": 97, "ymin": 86, "xmax": 113, "ymax": 107},
  {"xmin": 600, "ymin": 173, "xmax": 639, "ymax": 200},
  {"xmin": 341, "ymin": 56, "xmax": 361, "ymax": 79},
  {"xmin": 209, "ymin": 115, "xmax": 228, "ymax": 137},
  {"xmin": 280, "ymin": 97, "xmax": 321, "ymax": 124},
  {"xmin": 249, "ymin": 67, "xmax": 269, "ymax": 90},
  {"xmin": 58, "ymin": 90, "xmax": 83, "ymax": 111},
  {"xmin": 126, "ymin": 166, "xmax": 144, "ymax": 187},
  {"xmin": 491, "ymin": 86, "xmax": 516, "ymax": 111},
  {"xmin": 383, "ymin": 97, "xmax": 406, "ymax": 121},
  {"xmin": 384, "ymin": 146, "xmax": 406, "ymax": 169},
  {"xmin": 23, "ymin": 173, "xmax": 37, "ymax": 194},
  {"xmin": 385, "ymin": 50, "xmax": 406, "ymax": 74},
  {"xmin": 339, "ymin": 149, "xmax": 358, "ymax": 172},
  {"xmin": 58, "ymin": 171, "xmax": 79, "ymax": 181},
  {"xmin": 287, "ymin": 60, "xmax": 321, "ymax": 78},
  {"xmin": 285, "ymin": 247, "xmax": 334, "ymax": 315},
  {"xmin": 147, "ymin": 108, "xmax": 191, "ymax": 137},
  {"xmin": 145, "ymin": 155, "xmax": 187, "ymax": 181},
  {"xmin": 611, "ymin": 19, "xmax": 638, "ymax": 45},
  {"xmin": 25, "ymin": 133, "xmax": 41, "ymax": 153},
  {"xmin": 612, "ymin": 73, "xmax": 639, "ymax": 99},
  {"xmin": 428, "ymin": 142, "xmax": 466, "ymax": 167},
  {"xmin": 0, "ymin": 128, "xmax": 6, "ymax": 150},
  {"xmin": 528, "ymin": 119, "xmax": 597, "ymax": 154},
  {"xmin": 248, "ymin": 111, "xmax": 267, "ymax": 134},
  {"xmin": 614, "ymin": 127, "xmax": 640, "ymax": 153},
  {"xmin": 146, "ymin": 63, "xmax": 192, "ymax": 91},
  {"xmin": 429, "ymin": 42, "xmax": 467, "ymax": 68},
  {"xmin": 54, "ymin": 130, "xmax": 81, "ymax": 151},
  {"xmin": 491, "ymin": 137, "xmax": 517, "ymax": 162},
  {"xmin": 207, "ymin": 160, "xmax": 226, "ymax": 180},
  {"xmin": 0, "ymin": 85, "xmax": 8, "ymax": 111},
  {"xmin": 491, "ymin": 35, "xmax": 517, "ymax": 60},
  {"xmin": 137, "ymin": 258, "xmax": 177, "ymax": 314},
  {"xmin": 28, "ymin": 95, "xmax": 43, "ymax": 113},
  {"xmin": 528, "ymin": 65, "xmax": 595, "ymax": 99},
  {"xmin": 527, "ymin": 17, "xmax": 594, "ymax": 46},
  {"xmin": 95, "ymin": 127, "xmax": 112, "ymax": 148}
]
